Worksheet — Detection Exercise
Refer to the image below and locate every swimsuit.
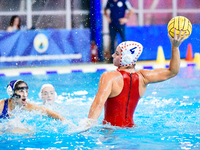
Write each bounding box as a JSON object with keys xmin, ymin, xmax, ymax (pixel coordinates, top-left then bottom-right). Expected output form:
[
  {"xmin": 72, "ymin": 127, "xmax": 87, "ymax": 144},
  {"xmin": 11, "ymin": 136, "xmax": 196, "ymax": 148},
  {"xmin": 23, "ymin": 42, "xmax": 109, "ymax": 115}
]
[
  {"xmin": 103, "ymin": 70, "xmax": 140, "ymax": 127},
  {"xmin": 0, "ymin": 99, "xmax": 9, "ymax": 119}
]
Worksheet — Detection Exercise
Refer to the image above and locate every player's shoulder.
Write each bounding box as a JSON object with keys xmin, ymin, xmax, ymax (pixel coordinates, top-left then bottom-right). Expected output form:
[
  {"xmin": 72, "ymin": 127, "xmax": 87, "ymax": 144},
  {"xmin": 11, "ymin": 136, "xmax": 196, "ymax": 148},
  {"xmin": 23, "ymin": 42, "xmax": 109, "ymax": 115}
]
[
  {"xmin": 101, "ymin": 70, "xmax": 121, "ymax": 77},
  {"xmin": 100, "ymin": 71, "xmax": 121, "ymax": 81},
  {"xmin": 136, "ymin": 69, "xmax": 150, "ymax": 79}
]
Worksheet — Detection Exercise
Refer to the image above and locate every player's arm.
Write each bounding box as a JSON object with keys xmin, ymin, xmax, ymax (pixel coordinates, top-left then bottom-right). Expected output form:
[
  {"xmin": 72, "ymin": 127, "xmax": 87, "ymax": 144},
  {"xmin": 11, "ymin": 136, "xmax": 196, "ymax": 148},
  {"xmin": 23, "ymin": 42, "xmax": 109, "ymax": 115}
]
[
  {"xmin": 26, "ymin": 103, "xmax": 66, "ymax": 122},
  {"xmin": 88, "ymin": 72, "xmax": 112, "ymax": 120},
  {"xmin": 126, "ymin": 1, "xmax": 134, "ymax": 19},
  {"xmin": 119, "ymin": 1, "xmax": 133, "ymax": 24},
  {"xmin": 104, "ymin": 7, "xmax": 111, "ymax": 23},
  {"xmin": 140, "ymin": 29, "xmax": 188, "ymax": 84}
]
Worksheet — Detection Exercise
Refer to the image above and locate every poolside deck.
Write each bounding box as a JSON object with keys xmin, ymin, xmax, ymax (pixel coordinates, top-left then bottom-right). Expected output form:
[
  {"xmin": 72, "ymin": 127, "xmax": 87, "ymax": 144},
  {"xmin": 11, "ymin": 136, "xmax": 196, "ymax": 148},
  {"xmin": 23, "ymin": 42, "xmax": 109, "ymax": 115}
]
[{"xmin": 0, "ymin": 60, "xmax": 197, "ymax": 77}]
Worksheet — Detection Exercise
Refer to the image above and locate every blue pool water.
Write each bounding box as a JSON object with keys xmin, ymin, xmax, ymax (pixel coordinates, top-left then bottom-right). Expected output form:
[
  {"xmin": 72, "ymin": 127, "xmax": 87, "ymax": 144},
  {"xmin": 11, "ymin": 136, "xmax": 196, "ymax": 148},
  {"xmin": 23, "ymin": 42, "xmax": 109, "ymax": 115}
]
[{"xmin": 0, "ymin": 67, "xmax": 200, "ymax": 149}]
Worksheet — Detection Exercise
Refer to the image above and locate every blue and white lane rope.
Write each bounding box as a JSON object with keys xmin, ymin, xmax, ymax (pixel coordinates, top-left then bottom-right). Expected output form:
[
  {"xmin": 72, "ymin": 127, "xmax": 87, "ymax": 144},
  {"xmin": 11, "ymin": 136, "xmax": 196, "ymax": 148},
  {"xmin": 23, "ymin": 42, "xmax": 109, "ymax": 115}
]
[{"xmin": 0, "ymin": 62, "xmax": 197, "ymax": 77}]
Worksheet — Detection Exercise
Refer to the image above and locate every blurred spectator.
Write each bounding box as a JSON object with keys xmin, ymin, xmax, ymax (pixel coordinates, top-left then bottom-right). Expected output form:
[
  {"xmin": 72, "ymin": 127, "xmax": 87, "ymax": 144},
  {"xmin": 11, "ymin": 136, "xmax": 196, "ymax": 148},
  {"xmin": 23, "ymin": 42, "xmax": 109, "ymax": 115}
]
[
  {"xmin": 6, "ymin": 15, "xmax": 21, "ymax": 32},
  {"xmin": 104, "ymin": 0, "xmax": 134, "ymax": 62}
]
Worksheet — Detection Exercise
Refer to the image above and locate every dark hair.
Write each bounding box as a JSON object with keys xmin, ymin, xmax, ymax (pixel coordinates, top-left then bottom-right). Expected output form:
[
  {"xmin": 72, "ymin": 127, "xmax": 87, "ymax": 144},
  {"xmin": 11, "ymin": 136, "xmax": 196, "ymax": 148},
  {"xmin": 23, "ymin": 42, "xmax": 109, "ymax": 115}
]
[
  {"xmin": 9, "ymin": 15, "xmax": 21, "ymax": 29},
  {"xmin": 14, "ymin": 80, "xmax": 28, "ymax": 89}
]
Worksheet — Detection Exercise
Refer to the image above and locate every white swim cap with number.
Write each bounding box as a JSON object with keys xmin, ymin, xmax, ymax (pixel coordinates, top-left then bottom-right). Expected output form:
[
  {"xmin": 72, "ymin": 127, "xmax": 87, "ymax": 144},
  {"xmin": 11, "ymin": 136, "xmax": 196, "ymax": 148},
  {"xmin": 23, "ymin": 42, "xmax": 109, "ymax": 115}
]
[{"xmin": 119, "ymin": 41, "xmax": 143, "ymax": 67}]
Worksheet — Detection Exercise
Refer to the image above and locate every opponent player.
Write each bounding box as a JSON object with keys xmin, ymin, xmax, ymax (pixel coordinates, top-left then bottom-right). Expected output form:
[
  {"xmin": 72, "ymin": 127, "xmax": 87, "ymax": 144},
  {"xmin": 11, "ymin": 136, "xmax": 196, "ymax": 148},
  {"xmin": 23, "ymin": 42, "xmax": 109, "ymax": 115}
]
[{"xmin": 39, "ymin": 84, "xmax": 57, "ymax": 105}]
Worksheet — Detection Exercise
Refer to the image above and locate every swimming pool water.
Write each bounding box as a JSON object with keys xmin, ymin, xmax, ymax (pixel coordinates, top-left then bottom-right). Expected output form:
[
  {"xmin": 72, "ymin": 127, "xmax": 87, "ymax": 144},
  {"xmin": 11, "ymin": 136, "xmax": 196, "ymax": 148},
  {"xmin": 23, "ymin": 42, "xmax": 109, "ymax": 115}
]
[{"xmin": 0, "ymin": 67, "xmax": 199, "ymax": 149}]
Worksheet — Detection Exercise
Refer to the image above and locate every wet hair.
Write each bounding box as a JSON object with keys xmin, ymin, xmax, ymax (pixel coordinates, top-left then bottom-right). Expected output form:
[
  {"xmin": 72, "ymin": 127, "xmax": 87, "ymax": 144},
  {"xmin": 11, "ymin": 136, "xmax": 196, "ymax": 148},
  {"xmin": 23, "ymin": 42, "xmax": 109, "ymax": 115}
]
[{"xmin": 9, "ymin": 15, "xmax": 21, "ymax": 29}]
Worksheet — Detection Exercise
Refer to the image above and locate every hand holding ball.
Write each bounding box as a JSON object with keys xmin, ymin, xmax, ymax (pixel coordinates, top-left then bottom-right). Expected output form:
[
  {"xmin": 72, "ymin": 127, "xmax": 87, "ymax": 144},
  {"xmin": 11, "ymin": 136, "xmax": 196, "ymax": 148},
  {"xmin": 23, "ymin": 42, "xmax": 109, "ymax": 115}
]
[{"xmin": 167, "ymin": 16, "xmax": 192, "ymax": 38}]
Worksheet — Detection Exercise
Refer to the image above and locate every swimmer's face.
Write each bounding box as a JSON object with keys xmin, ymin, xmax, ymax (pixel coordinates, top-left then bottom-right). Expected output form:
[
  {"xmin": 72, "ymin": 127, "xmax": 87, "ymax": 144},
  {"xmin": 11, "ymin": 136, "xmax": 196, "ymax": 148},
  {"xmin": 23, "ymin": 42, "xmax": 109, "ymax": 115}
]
[
  {"xmin": 14, "ymin": 83, "xmax": 29, "ymax": 106},
  {"xmin": 41, "ymin": 87, "xmax": 56, "ymax": 105},
  {"xmin": 13, "ymin": 17, "xmax": 20, "ymax": 27},
  {"xmin": 112, "ymin": 46, "xmax": 121, "ymax": 67}
]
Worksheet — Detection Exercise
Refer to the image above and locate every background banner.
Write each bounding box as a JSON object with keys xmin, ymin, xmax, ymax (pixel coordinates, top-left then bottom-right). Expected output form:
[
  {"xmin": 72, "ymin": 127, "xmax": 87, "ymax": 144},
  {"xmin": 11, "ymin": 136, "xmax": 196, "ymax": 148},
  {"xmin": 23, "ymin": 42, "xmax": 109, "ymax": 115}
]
[
  {"xmin": 0, "ymin": 29, "xmax": 91, "ymax": 68},
  {"xmin": 0, "ymin": 25, "xmax": 199, "ymax": 69},
  {"xmin": 124, "ymin": 25, "xmax": 198, "ymax": 61}
]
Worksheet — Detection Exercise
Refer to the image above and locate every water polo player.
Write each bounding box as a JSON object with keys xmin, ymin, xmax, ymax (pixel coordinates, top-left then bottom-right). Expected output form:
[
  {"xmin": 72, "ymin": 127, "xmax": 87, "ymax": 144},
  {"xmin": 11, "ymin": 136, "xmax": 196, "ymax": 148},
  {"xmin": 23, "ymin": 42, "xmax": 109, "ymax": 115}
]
[
  {"xmin": 39, "ymin": 84, "xmax": 57, "ymax": 105},
  {"xmin": 88, "ymin": 29, "xmax": 188, "ymax": 127}
]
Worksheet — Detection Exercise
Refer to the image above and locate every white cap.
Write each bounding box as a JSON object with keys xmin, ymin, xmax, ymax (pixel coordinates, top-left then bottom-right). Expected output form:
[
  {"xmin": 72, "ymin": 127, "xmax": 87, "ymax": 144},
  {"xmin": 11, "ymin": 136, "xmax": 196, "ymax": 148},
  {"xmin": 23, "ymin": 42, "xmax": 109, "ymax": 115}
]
[
  {"xmin": 38, "ymin": 84, "xmax": 57, "ymax": 99},
  {"xmin": 119, "ymin": 41, "xmax": 143, "ymax": 67}
]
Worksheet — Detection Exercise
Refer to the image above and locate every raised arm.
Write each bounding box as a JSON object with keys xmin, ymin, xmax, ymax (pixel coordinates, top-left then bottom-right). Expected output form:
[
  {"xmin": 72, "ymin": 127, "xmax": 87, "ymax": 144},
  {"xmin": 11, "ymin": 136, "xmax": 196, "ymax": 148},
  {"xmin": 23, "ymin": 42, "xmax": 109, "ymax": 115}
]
[
  {"xmin": 139, "ymin": 29, "xmax": 188, "ymax": 85},
  {"xmin": 88, "ymin": 72, "xmax": 113, "ymax": 120},
  {"xmin": 26, "ymin": 103, "xmax": 66, "ymax": 122}
]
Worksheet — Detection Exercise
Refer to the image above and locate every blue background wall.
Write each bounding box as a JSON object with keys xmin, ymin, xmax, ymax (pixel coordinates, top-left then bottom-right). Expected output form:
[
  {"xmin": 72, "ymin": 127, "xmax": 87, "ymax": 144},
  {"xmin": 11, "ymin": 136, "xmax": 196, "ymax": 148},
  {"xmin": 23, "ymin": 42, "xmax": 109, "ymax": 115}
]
[
  {"xmin": 123, "ymin": 25, "xmax": 199, "ymax": 61},
  {"xmin": 0, "ymin": 29, "xmax": 91, "ymax": 68},
  {"xmin": 0, "ymin": 25, "xmax": 199, "ymax": 68}
]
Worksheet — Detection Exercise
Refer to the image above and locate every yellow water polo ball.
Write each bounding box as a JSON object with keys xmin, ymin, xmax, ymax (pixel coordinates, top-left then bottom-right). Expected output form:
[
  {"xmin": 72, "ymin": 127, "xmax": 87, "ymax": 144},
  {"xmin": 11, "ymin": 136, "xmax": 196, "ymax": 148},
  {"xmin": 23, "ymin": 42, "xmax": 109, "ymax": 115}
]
[{"xmin": 167, "ymin": 16, "xmax": 192, "ymax": 38}]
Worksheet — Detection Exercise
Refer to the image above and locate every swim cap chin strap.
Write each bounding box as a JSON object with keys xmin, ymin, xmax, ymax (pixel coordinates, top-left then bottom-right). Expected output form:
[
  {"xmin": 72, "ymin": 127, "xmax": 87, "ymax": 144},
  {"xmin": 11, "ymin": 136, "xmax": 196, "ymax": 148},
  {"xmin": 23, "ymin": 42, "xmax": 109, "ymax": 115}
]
[{"xmin": 119, "ymin": 41, "xmax": 143, "ymax": 67}]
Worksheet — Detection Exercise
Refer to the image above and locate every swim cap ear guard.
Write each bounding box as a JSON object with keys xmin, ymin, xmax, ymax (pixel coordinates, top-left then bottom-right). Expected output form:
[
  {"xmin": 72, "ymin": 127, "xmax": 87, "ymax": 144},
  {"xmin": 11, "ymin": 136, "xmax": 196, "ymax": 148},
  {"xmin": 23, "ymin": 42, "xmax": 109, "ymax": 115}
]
[
  {"xmin": 7, "ymin": 80, "xmax": 23, "ymax": 98},
  {"xmin": 119, "ymin": 41, "xmax": 143, "ymax": 67}
]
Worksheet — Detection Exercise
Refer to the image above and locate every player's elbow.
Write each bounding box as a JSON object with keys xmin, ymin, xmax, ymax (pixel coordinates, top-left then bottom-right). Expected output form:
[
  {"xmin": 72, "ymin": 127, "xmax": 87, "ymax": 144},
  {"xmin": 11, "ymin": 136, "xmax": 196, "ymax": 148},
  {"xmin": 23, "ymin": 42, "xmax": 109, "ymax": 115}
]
[
  {"xmin": 169, "ymin": 70, "xmax": 179, "ymax": 78},
  {"xmin": 172, "ymin": 68, "xmax": 180, "ymax": 75},
  {"xmin": 104, "ymin": 9, "xmax": 107, "ymax": 14},
  {"xmin": 168, "ymin": 67, "xmax": 180, "ymax": 77}
]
